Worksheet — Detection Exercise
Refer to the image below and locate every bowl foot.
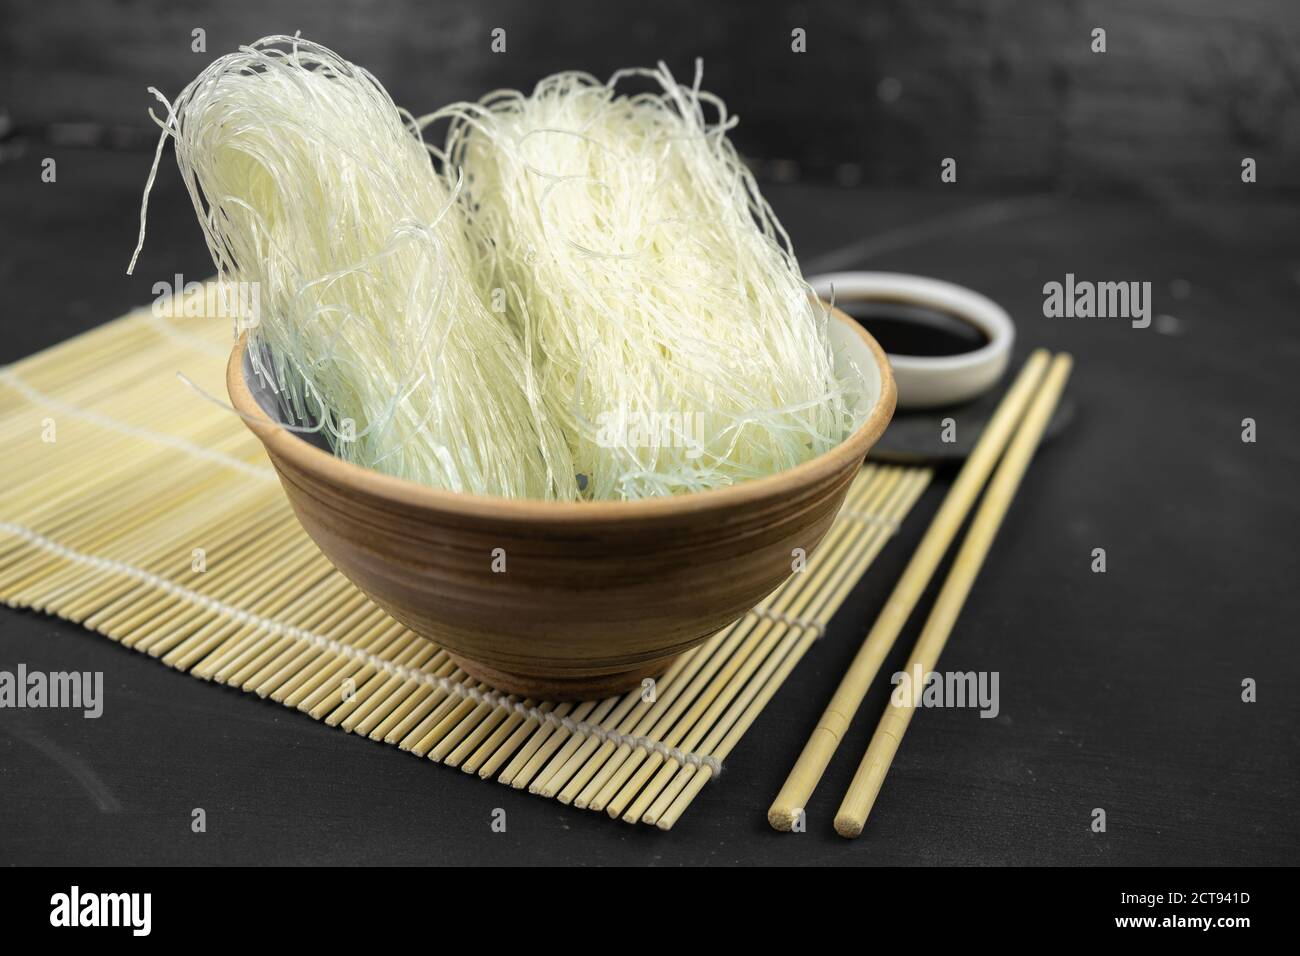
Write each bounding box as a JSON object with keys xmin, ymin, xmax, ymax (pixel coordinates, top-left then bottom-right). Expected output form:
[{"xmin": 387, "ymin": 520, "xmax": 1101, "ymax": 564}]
[{"xmin": 448, "ymin": 653, "xmax": 675, "ymax": 702}]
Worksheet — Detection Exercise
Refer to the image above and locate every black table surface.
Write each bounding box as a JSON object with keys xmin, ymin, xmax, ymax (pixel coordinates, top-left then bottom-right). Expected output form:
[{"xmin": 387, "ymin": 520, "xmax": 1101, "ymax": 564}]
[{"xmin": 1, "ymin": 150, "xmax": 1296, "ymax": 866}]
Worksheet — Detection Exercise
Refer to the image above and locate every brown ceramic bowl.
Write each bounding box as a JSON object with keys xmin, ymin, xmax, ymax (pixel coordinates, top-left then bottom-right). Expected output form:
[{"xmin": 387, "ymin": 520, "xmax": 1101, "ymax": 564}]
[{"xmin": 227, "ymin": 307, "xmax": 895, "ymax": 699}]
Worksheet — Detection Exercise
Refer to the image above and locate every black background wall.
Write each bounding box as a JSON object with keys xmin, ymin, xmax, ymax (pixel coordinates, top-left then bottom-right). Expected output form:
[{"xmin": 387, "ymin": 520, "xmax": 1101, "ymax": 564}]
[{"xmin": 3, "ymin": 0, "xmax": 1299, "ymax": 194}]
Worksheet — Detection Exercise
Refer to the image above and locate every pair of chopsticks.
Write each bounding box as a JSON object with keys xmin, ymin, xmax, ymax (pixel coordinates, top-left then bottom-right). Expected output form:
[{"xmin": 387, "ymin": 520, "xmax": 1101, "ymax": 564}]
[{"xmin": 769, "ymin": 349, "xmax": 1073, "ymax": 838}]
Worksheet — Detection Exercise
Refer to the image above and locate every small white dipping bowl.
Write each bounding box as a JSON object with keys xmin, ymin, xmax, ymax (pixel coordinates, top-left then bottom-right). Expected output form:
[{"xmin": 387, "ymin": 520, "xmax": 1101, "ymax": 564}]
[{"xmin": 809, "ymin": 272, "xmax": 1015, "ymax": 409}]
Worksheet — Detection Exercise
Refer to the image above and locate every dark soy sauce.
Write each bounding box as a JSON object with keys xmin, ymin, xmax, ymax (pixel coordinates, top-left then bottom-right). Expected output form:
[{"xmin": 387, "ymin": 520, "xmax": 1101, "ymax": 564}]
[{"xmin": 838, "ymin": 298, "xmax": 989, "ymax": 357}]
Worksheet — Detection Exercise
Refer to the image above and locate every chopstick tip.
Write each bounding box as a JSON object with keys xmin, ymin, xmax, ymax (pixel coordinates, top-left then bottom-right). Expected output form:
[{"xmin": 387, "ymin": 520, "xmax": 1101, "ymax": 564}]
[
  {"xmin": 833, "ymin": 813, "xmax": 864, "ymax": 839},
  {"xmin": 767, "ymin": 805, "xmax": 798, "ymax": 831}
]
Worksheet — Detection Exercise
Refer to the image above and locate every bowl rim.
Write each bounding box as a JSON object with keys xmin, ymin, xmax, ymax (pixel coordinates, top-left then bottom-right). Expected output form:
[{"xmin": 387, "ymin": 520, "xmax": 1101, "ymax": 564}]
[{"xmin": 226, "ymin": 305, "xmax": 897, "ymax": 524}]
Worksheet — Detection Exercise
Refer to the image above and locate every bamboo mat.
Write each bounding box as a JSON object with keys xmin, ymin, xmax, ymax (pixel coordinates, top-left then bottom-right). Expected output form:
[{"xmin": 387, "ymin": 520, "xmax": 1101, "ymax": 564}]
[{"xmin": 0, "ymin": 293, "xmax": 931, "ymax": 829}]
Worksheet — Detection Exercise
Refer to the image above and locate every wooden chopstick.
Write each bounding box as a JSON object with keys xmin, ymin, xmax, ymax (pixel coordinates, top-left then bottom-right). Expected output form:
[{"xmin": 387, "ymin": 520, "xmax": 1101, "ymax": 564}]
[
  {"xmin": 833, "ymin": 353, "xmax": 1073, "ymax": 837},
  {"xmin": 768, "ymin": 349, "xmax": 1053, "ymax": 830}
]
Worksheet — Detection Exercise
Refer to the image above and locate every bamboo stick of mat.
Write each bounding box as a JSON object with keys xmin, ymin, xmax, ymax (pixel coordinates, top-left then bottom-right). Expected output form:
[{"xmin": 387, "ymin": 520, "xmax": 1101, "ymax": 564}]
[
  {"xmin": 833, "ymin": 353, "xmax": 1073, "ymax": 838},
  {"xmin": 768, "ymin": 348, "xmax": 1052, "ymax": 830},
  {"xmin": 648, "ymin": 468, "xmax": 932, "ymax": 830}
]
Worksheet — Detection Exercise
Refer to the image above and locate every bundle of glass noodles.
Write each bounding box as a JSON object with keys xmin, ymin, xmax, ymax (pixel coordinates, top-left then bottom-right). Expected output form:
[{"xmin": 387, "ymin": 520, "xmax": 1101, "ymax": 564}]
[
  {"xmin": 426, "ymin": 62, "xmax": 864, "ymax": 500},
  {"xmin": 132, "ymin": 39, "xmax": 864, "ymax": 501},
  {"xmin": 129, "ymin": 36, "xmax": 577, "ymax": 499}
]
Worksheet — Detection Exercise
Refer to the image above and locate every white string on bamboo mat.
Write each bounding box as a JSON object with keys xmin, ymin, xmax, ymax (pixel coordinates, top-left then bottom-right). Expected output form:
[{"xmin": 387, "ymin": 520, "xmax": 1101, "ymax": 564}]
[
  {"xmin": 748, "ymin": 605, "xmax": 826, "ymax": 638},
  {"xmin": 0, "ymin": 368, "xmax": 275, "ymax": 482},
  {"xmin": 148, "ymin": 310, "xmax": 230, "ymax": 358},
  {"xmin": 0, "ymin": 518, "xmax": 723, "ymax": 774}
]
